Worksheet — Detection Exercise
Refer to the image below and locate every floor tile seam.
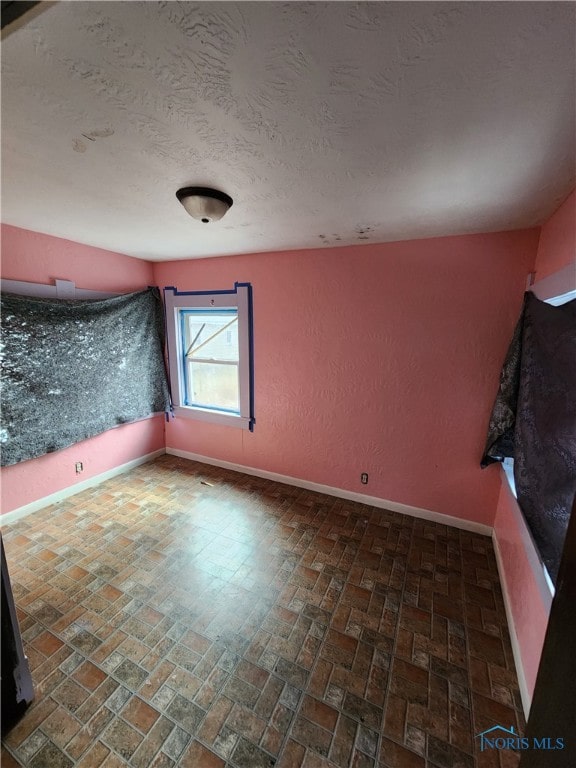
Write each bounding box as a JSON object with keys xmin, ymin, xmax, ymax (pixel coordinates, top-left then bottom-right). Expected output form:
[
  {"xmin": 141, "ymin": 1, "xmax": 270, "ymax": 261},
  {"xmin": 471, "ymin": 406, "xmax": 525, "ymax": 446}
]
[
  {"xmin": 120, "ymin": 712, "xmax": 191, "ymax": 768},
  {"xmin": 270, "ymin": 546, "xmax": 369, "ymax": 768},
  {"xmin": 90, "ymin": 720, "xmax": 165, "ymax": 768},
  {"xmin": 38, "ymin": 669, "xmax": 112, "ymax": 712},
  {"xmin": 65, "ymin": 694, "xmax": 211, "ymax": 767},
  {"xmin": 28, "ymin": 633, "xmax": 185, "ymax": 723},
  {"xmin": 374, "ymin": 526, "xmax": 412, "ymax": 768},
  {"xmin": 2, "ymin": 706, "xmax": 92, "ymax": 768},
  {"xmin": 358, "ymin": 583, "xmax": 510, "ymax": 635},
  {"xmin": 48, "ymin": 598, "xmax": 177, "ymax": 654},
  {"xmin": 31, "ymin": 550, "xmax": 418, "ymax": 760},
  {"xmin": 2, "ymin": 735, "xmax": 48, "ymax": 768},
  {"xmin": 176, "ymin": 728, "xmax": 276, "ymax": 768},
  {"xmin": 20, "ymin": 630, "xmax": 105, "ymax": 683},
  {"xmin": 459, "ymin": 527, "xmax": 481, "ymax": 768},
  {"xmin": 1, "ymin": 737, "xmax": 39, "ymax": 767}
]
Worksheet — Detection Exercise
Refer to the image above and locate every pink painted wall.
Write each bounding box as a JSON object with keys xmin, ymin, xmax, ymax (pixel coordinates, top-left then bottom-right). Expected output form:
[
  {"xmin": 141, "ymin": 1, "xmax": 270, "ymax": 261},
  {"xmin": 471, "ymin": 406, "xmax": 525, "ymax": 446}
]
[
  {"xmin": 154, "ymin": 228, "xmax": 539, "ymax": 527},
  {"xmin": 534, "ymin": 189, "xmax": 576, "ymax": 279},
  {"xmin": 0, "ymin": 225, "xmax": 165, "ymax": 515},
  {"xmin": 0, "ymin": 224, "xmax": 153, "ymax": 291},
  {"xmin": 493, "ymin": 476, "xmax": 550, "ymax": 703}
]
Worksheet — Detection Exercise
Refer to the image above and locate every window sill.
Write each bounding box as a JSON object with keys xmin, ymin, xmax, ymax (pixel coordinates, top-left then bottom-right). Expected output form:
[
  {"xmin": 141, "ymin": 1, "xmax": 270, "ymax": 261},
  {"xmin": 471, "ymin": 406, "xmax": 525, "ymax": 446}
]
[{"xmin": 173, "ymin": 405, "xmax": 252, "ymax": 430}]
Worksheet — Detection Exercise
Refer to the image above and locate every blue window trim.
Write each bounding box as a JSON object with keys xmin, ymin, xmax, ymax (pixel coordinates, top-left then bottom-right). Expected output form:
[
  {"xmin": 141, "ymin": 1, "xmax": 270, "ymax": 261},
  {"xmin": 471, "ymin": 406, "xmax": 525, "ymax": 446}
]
[{"xmin": 163, "ymin": 283, "xmax": 255, "ymax": 431}]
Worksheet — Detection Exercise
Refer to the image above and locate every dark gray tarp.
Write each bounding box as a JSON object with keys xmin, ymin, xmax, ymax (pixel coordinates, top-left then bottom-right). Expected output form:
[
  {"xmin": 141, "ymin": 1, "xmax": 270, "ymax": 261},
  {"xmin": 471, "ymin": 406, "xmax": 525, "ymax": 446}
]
[
  {"xmin": 482, "ymin": 292, "xmax": 576, "ymax": 583},
  {"xmin": 1, "ymin": 287, "xmax": 170, "ymax": 467}
]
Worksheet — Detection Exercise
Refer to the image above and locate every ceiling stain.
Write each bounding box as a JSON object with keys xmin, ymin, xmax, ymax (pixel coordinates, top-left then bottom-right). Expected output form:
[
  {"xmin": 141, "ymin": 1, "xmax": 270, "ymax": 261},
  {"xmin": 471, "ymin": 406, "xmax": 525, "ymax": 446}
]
[
  {"xmin": 318, "ymin": 226, "xmax": 376, "ymax": 245},
  {"xmin": 73, "ymin": 128, "xmax": 114, "ymax": 153},
  {"xmin": 85, "ymin": 128, "xmax": 115, "ymax": 139},
  {"xmin": 355, "ymin": 225, "xmax": 374, "ymax": 240}
]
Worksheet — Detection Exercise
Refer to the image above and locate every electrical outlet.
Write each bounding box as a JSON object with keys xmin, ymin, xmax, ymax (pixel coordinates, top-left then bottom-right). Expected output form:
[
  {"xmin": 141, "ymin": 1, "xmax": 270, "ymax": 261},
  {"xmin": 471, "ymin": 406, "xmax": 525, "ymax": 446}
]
[
  {"xmin": 361, "ymin": 472, "xmax": 368, "ymax": 485},
  {"xmin": 75, "ymin": 462, "xmax": 83, "ymax": 474}
]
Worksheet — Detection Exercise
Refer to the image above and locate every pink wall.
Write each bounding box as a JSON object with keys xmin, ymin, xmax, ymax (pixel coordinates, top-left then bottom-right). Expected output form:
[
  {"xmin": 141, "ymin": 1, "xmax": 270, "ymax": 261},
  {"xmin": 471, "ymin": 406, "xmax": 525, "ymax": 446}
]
[
  {"xmin": 0, "ymin": 225, "xmax": 165, "ymax": 515},
  {"xmin": 534, "ymin": 189, "xmax": 576, "ymax": 279},
  {"xmin": 493, "ymin": 476, "xmax": 549, "ymax": 704},
  {"xmin": 0, "ymin": 224, "xmax": 153, "ymax": 291},
  {"xmin": 154, "ymin": 228, "xmax": 539, "ymax": 527}
]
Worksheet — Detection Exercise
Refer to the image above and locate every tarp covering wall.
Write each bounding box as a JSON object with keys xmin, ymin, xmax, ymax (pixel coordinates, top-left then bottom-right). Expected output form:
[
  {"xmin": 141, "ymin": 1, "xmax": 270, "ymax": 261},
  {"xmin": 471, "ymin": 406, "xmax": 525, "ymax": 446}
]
[{"xmin": 1, "ymin": 287, "xmax": 170, "ymax": 466}]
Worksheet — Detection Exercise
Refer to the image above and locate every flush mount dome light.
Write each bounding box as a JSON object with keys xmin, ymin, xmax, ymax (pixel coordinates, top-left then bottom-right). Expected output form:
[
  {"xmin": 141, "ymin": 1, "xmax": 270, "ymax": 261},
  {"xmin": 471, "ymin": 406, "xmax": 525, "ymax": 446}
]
[{"xmin": 176, "ymin": 186, "xmax": 233, "ymax": 223}]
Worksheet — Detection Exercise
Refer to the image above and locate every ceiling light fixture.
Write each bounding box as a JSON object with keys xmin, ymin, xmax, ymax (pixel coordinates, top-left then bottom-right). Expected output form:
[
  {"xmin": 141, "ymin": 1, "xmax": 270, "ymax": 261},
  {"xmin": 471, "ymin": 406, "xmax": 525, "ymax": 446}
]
[{"xmin": 176, "ymin": 186, "xmax": 233, "ymax": 223}]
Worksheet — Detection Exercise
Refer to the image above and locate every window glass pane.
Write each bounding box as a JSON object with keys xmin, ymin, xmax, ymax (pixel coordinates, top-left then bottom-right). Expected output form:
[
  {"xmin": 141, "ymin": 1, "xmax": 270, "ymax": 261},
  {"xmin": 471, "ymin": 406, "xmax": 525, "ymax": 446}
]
[
  {"xmin": 165, "ymin": 284, "xmax": 253, "ymax": 430},
  {"xmin": 187, "ymin": 361, "xmax": 239, "ymax": 412},
  {"xmin": 185, "ymin": 311, "xmax": 238, "ymax": 362}
]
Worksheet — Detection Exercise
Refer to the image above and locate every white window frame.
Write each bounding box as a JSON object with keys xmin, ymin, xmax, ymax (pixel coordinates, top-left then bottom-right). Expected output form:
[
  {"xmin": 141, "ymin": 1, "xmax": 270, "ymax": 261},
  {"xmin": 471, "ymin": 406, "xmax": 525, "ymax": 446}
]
[{"xmin": 164, "ymin": 283, "xmax": 254, "ymax": 431}]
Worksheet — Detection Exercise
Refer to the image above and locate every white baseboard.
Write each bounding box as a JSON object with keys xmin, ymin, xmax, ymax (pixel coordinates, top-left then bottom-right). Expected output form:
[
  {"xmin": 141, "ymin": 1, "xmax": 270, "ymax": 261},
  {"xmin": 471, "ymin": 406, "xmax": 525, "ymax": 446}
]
[
  {"xmin": 166, "ymin": 447, "xmax": 492, "ymax": 536},
  {"xmin": 0, "ymin": 449, "xmax": 166, "ymax": 526},
  {"xmin": 492, "ymin": 531, "xmax": 531, "ymax": 719}
]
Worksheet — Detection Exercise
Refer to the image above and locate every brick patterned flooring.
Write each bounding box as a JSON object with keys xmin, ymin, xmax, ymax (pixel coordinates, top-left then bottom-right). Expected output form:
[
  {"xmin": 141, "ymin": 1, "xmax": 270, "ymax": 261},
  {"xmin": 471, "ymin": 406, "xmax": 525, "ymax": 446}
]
[{"xmin": 1, "ymin": 455, "xmax": 524, "ymax": 768}]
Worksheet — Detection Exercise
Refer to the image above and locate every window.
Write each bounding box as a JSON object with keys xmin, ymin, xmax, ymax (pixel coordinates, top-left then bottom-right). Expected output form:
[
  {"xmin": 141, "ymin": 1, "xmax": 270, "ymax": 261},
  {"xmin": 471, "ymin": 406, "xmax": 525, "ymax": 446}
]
[{"xmin": 164, "ymin": 283, "xmax": 254, "ymax": 430}]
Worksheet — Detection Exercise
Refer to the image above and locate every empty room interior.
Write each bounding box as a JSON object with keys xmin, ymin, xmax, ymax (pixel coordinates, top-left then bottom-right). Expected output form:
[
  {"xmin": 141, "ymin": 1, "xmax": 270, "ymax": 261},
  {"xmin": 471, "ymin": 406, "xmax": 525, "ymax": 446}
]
[{"xmin": 1, "ymin": 2, "xmax": 575, "ymax": 768}]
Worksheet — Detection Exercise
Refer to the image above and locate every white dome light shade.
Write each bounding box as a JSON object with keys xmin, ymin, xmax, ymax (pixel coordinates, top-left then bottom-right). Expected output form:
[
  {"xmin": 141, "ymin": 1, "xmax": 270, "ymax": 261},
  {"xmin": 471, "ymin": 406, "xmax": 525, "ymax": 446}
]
[{"xmin": 176, "ymin": 187, "xmax": 233, "ymax": 223}]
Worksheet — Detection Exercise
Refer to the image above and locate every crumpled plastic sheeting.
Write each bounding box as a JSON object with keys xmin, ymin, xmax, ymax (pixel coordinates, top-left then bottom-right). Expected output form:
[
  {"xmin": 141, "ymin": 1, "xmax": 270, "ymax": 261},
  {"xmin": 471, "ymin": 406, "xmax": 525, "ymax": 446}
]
[{"xmin": 1, "ymin": 287, "xmax": 170, "ymax": 467}]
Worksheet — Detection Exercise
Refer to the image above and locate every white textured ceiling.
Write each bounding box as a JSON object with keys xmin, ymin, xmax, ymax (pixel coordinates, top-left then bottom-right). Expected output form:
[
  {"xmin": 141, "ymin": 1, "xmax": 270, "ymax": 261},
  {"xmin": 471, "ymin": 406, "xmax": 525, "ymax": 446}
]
[{"xmin": 1, "ymin": 1, "xmax": 575, "ymax": 261}]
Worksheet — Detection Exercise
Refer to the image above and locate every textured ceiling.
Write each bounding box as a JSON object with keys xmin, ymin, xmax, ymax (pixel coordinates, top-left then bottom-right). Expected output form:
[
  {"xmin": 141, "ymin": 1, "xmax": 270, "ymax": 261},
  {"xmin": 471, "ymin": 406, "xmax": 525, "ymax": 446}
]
[{"xmin": 1, "ymin": 1, "xmax": 575, "ymax": 261}]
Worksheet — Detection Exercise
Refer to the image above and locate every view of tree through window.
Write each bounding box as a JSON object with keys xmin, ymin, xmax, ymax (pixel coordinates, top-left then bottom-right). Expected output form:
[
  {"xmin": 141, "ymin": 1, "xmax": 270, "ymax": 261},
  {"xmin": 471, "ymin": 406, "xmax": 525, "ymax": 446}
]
[{"xmin": 182, "ymin": 309, "xmax": 239, "ymax": 412}]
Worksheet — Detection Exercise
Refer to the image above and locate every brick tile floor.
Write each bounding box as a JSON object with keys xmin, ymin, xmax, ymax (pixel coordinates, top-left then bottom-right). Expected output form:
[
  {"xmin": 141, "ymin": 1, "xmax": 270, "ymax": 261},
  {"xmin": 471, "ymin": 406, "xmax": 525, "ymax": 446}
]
[{"xmin": 1, "ymin": 456, "xmax": 524, "ymax": 767}]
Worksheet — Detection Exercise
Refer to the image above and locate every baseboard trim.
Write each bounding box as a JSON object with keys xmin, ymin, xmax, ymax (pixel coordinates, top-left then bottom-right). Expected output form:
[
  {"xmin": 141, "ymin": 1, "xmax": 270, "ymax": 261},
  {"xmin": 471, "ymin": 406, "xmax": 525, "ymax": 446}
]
[
  {"xmin": 492, "ymin": 531, "xmax": 531, "ymax": 719},
  {"xmin": 166, "ymin": 448, "xmax": 492, "ymax": 536},
  {"xmin": 1, "ymin": 449, "xmax": 166, "ymax": 526}
]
